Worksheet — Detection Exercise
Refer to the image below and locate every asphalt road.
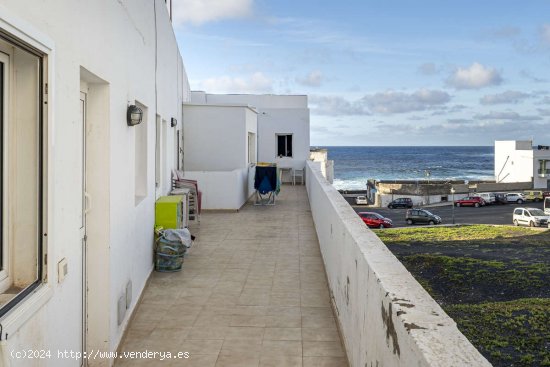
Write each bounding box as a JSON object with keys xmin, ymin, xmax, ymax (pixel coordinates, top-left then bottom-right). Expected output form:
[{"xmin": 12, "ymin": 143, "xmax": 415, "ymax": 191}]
[{"xmin": 349, "ymin": 201, "xmax": 545, "ymax": 228}]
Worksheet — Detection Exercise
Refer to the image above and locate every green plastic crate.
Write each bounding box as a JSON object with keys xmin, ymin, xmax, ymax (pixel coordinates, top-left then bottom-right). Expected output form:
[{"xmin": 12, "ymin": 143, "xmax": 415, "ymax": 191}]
[{"xmin": 155, "ymin": 195, "xmax": 183, "ymax": 229}]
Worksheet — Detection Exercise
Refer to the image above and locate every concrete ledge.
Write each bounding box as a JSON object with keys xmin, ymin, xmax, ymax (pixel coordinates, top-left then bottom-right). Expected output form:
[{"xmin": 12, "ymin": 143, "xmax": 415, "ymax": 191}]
[{"xmin": 305, "ymin": 161, "xmax": 491, "ymax": 367}]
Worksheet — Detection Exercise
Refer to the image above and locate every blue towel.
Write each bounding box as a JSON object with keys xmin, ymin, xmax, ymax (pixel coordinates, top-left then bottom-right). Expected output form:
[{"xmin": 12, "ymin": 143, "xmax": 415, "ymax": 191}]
[{"xmin": 258, "ymin": 176, "xmax": 273, "ymax": 194}]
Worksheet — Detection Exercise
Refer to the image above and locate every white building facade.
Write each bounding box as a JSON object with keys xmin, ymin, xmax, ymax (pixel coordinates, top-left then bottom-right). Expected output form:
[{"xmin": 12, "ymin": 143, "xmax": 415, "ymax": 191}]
[
  {"xmin": 182, "ymin": 103, "xmax": 258, "ymax": 210},
  {"xmin": 495, "ymin": 140, "xmax": 550, "ymax": 189},
  {"xmin": 0, "ymin": 1, "xmax": 188, "ymax": 365},
  {"xmin": 184, "ymin": 92, "xmax": 310, "ymax": 210},
  {"xmin": 191, "ymin": 92, "xmax": 310, "ymax": 178}
]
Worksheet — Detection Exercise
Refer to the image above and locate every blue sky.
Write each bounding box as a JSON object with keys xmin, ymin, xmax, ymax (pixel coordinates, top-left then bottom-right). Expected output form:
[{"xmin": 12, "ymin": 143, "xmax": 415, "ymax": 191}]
[{"xmin": 173, "ymin": 0, "xmax": 550, "ymax": 146}]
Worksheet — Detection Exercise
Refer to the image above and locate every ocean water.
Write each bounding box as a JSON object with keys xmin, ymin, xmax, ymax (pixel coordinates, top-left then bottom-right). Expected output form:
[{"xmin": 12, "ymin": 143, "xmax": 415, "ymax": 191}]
[{"xmin": 321, "ymin": 146, "xmax": 494, "ymax": 190}]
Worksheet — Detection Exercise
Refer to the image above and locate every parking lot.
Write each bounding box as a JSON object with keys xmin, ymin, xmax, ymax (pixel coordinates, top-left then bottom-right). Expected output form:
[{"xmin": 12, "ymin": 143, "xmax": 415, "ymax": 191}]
[{"xmin": 350, "ymin": 201, "xmax": 545, "ymax": 228}]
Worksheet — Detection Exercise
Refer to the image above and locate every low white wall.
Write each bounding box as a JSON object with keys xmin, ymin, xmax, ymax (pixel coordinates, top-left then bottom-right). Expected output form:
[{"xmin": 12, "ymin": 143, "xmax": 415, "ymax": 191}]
[
  {"xmin": 305, "ymin": 161, "xmax": 490, "ymax": 367},
  {"xmin": 184, "ymin": 168, "xmax": 251, "ymax": 210}
]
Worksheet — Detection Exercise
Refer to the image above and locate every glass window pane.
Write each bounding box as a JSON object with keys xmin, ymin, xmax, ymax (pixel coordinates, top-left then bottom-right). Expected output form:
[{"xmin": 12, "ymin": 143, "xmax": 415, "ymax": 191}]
[
  {"xmin": 287, "ymin": 135, "xmax": 292, "ymax": 157},
  {"xmin": 277, "ymin": 135, "xmax": 285, "ymax": 156},
  {"xmin": 0, "ymin": 40, "xmax": 42, "ymax": 316}
]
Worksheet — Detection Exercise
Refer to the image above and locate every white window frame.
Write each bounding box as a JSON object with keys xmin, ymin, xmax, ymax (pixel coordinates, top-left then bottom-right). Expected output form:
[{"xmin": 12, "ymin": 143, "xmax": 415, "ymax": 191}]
[
  {"xmin": 0, "ymin": 15, "xmax": 52, "ymax": 330},
  {"xmin": 0, "ymin": 51, "xmax": 9, "ymax": 292},
  {"xmin": 0, "ymin": 40, "xmax": 45, "ymax": 316}
]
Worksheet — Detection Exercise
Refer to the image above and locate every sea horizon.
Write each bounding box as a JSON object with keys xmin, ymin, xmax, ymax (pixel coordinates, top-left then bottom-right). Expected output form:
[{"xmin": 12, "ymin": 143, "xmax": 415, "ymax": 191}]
[
  {"xmin": 317, "ymin": 146, "xmax": 495, "ymax": 190},
  {"xmin": 313, "ymin": 144, "xmax": 494, "ymax": 148}
]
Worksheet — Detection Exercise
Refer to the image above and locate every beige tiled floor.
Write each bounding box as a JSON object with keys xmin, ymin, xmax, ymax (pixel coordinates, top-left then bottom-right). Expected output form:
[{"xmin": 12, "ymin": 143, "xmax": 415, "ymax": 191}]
[{"xmin": 116, "ymin": 185, "xmax": 348, "ymax": 367}]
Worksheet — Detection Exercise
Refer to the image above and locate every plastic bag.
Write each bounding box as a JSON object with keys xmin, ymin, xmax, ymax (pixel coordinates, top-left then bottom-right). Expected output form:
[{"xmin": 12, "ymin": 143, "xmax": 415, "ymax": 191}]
[{"xmin": 162, "ymin": 228, "xmax": 193, "ymax": 249}]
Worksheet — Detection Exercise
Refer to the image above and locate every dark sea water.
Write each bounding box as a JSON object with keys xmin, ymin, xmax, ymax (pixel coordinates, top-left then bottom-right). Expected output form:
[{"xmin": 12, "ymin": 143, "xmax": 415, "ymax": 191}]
[{"xmin": 319, "ymin": 146, "xmax": 494, "ymax": 190}]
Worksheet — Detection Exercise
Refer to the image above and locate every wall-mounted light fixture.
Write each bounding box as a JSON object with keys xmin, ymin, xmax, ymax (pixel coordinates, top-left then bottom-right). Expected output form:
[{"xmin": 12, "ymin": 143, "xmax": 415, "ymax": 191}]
[
  {"xmin": 171, "ymin": 117, "xmax": 178, "ymax": 127},
  {"xmin": 126, "ymin": 105, "xmax": 143, "ymax": 126}
]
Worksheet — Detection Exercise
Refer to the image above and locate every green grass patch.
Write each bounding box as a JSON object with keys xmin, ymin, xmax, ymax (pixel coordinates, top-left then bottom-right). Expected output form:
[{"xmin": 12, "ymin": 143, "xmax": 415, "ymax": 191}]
[
  {"xmin": 374, "ymin": 224, "xmax": 548, "ymax": 245},
  {"xmin": 446, "ymin": 298, "xmax": 550, "ymax": 367},
  {"xmin": 399, "ymin": 254, "xmax": 549, "ymax": 304},
  {"xmin": 376, "ymin": 224, "xmax": 550, "ymax": 366}
]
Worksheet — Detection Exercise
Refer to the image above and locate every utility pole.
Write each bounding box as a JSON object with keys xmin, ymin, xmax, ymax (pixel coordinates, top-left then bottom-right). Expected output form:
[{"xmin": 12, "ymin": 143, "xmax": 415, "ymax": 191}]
[{"xmin": 451, "ymin": 187, "xmax": 456, "ymax": 224}]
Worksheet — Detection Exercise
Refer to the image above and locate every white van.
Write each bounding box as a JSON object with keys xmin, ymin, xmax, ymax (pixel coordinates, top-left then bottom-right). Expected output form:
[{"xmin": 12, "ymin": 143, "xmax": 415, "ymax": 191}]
[
  {"xmin": 473, "ymin": 192, "xmax": 495, "ymax": 205},
  {"xmin": 513, "ymin": 207, "xmax": 550, "ymax": 227},
  {"xmin": 544, "ymin": 197, "xmax": 550, "ymax": 215}
]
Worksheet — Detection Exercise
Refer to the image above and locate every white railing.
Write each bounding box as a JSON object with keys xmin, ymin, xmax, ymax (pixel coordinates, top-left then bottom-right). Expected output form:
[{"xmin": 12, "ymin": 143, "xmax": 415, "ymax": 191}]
[{"xmin": 305, "ymin": 161, "xmax": 490, "ymax": 367}]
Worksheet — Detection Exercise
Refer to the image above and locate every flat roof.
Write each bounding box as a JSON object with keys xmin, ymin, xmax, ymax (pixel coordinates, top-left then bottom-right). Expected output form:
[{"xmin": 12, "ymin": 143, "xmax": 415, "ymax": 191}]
[{"xmin": 183, "ymin": 102, "xmax": 258, "ymax": 114}]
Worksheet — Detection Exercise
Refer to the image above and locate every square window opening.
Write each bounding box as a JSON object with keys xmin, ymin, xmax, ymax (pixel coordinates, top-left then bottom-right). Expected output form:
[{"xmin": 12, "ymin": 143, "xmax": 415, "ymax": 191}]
[{"xmin": 277, "ymin": 134, "xmax": 293, "ymax": 158}]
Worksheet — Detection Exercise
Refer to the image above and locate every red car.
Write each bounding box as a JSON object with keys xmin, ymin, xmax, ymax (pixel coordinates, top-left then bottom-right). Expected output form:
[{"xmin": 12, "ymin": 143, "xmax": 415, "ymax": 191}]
[
  {"xmin": 358, "ymin": 212, "xmax": 393, "ymax": 228},
  {"xmin": 455, "ymin": 196, "xmax": 486, "ymax": 207}
]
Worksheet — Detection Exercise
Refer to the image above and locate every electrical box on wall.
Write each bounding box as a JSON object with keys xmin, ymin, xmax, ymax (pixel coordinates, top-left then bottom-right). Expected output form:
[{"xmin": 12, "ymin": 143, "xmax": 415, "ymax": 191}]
[{"xmin": 58, "ymin": 258, "xmax": 68, "ymax": 283}]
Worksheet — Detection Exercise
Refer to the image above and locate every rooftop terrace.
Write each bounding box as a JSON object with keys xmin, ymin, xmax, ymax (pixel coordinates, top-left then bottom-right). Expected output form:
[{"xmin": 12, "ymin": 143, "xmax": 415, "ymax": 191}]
[{"xmin": 116, "ymin": 185, "xmax": 347, "ymax": 366}]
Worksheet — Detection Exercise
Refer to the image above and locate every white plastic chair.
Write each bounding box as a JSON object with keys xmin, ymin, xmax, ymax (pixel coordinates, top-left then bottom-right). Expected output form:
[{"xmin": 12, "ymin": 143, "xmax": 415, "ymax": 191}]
[{"xmin": 293, "ymin": 168, "xmax": 305, "ymax": 185}]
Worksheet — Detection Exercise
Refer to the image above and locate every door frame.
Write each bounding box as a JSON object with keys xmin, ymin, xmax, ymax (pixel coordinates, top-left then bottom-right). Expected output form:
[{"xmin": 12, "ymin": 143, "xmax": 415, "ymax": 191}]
[{"xmin": 79, "ymin": 90, "xmax": 88, "ymax": 366}]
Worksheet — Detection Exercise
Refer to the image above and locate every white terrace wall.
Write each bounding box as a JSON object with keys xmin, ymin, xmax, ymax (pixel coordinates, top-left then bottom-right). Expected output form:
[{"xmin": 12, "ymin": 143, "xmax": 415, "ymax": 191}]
[
  {"xmin": 305, "ymin": 161, "xmax": 490, "ymax": 367},
  {"xmin": 183, "ymin": 168, "xmax": 253, "ymax": 210}
]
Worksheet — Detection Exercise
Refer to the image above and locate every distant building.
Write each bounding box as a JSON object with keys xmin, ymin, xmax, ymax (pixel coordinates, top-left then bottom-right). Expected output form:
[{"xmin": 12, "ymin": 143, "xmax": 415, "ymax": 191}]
[
  {"xmin": 495, "ymin": 140, "xmax": 550, "ymax": 189},
  {"xmin": 309, "ymin": 148, "xmax": 334, "ymax": 184}
]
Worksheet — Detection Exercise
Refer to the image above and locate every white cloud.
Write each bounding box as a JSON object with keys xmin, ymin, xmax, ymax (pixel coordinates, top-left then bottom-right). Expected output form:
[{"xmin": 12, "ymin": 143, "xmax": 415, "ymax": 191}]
[
  {"xmin": 446, "ymin": 62, "xmax": 502, "ymax": 89},
  {"xmin": 480, "ymin": 90, "xmax": 530, "ymax": 105},
  {"xmin": 447, "ymin": 118, "xmax": 474, "ymax": 124},
  {"xmin": 309, "ymin": 95, "xmax": 370, "ymax": 116},
  {"xmin": 474, "ymin": 111, "xmax": 542, "ymax": 121},
  {"xmin": 362, "ymin": 89, "xmax": 451, "ymax": 114},
  {"xmin": 172, "ymin": 0, "xmax": 253, "ymax": 25},
  {"xmin": 196, "ymin": 72, "xmax": 273, "ymax": 94},
  {"xmin": 296, "ymin": 71, "xmax": 324, "ymax": 87}
]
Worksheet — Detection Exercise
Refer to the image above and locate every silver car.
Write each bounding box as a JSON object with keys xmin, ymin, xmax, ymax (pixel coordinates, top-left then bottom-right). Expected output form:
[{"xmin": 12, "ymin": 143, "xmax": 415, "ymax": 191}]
[{"xmin": 506, "ymin": 192, "xmax": 526, "ymax": 204}]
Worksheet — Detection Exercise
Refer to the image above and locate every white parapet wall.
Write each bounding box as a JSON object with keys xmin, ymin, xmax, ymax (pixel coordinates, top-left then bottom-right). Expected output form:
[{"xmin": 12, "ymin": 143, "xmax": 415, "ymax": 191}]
[{"xmin": 305, "ymin": 161, "xmax": 491, "ymax": 367}]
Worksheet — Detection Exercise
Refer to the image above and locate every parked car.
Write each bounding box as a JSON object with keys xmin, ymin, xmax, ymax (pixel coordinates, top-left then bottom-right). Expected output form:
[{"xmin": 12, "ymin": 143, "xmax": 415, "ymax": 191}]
[
  {"xmin": 455, "ymin": 196, "xmax": 486, "ymax": 207},
  {"xmin": 473, "ymin": 192, "xmax": 495, "ymax": 205},
  {"xmin": 513, "ymin": 207, "xmax": 550, "ymax": 227},
  {"xmin": 523, "ymin": 190, "xmax": 543, "ymax": 202},
  {"xmin": 405, "ymin": 209, "xmax": 442, "ymax": 225},
  {"xmin": 355, "ymin": 196, "xmax": 368, "ymax": 205},
  {"xmin": 505, "ymin": 193, "xmax": 526, "ymax": 204},
  {"xmin": 358, "ymin": 212, "xmax": 393, "ymax": 228},
  {"xmin": 387, "ymin": 197, "xmax": 413, "ymax": 209},
  {"xmin": 493, "ymin": 192, "xmax": 508, "ymax": 205},
  {"xmin": 543, "ymin": 191, "xmax": 550, "ymax": 198}
]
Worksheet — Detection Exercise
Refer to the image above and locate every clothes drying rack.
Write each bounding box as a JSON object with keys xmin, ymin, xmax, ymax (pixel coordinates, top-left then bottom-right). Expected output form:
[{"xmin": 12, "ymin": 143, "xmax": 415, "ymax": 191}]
[{"xmin": 254, "ymin": 163, "xmax": 281, "ymax": 206}]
